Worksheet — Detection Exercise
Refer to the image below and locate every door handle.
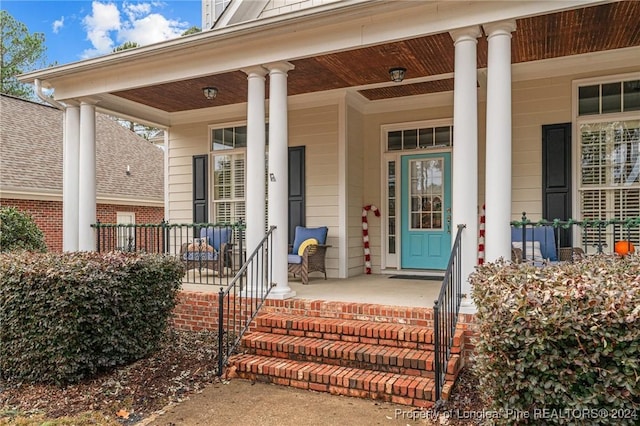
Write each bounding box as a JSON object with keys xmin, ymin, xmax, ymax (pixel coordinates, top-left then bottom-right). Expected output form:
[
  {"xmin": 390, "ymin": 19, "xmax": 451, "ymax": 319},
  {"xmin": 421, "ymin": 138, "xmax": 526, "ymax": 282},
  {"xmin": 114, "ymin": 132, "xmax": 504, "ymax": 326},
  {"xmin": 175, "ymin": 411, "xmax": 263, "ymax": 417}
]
[{"xmin": 446, "ymin": 208, "xmax": 451, "ymax": 234}]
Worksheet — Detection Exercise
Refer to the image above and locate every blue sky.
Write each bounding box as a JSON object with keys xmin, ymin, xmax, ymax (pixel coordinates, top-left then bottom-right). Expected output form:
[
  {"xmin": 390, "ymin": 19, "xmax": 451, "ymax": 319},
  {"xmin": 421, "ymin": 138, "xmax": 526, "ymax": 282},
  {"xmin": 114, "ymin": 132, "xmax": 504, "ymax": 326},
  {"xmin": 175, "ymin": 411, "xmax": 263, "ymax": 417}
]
[{"xmin": 3, "ymin": 1, "xmax": 202, "ymax": 67}]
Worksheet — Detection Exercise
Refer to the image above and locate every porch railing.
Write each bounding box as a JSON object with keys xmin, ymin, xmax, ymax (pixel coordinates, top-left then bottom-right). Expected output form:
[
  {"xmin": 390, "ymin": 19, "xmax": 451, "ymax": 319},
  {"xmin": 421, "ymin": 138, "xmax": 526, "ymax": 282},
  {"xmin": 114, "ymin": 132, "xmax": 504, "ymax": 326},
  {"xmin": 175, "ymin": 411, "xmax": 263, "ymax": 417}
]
[
  {"xmin": 511, "ymin": 212, "xmax": 640, "ymax": 260},
  {"xmin": 433, "ymin": 224, "xmax": 465, "ymax": 403},
  {"xmin": 217, "ymin": 226, "xmax": 276, "ymax": 376},
  {"xmin": 91, "ymin": 221, "xmax": 245, "ymax": 286}
]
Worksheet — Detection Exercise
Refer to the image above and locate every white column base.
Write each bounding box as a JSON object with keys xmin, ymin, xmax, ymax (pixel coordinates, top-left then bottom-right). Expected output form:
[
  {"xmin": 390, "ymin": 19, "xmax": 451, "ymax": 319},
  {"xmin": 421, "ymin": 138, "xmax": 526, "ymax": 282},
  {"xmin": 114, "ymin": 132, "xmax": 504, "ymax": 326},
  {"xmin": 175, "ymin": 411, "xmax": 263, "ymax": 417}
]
[
  {"xmin": 267, "ymin": 286, "xmax": 297, "ymax": 300},
  {"xmin": 459, "ymin": 297, "xmax": 477, "ymax": 314}
]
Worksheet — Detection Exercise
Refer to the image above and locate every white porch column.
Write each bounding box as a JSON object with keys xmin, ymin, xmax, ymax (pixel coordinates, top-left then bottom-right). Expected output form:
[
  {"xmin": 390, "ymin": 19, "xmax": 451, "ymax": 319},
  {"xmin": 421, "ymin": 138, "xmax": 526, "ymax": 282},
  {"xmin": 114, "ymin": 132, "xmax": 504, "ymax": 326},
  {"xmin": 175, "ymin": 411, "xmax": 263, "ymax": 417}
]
[
  {"xmin": 266, "ymin": 62, "xmax": 296, "ymax": 299},
  {"xmin": 63, "ymin": 104, "xmax": 80, "ymax": 251},
  {"xmin": 450, "ymin": 26, "xmax": 481, "ymax": 310},
  {"xmin": 244, "ymin": 67, "xmax": 268, "ymax": 256},
  {"xmin": 78, "ymin": 101, "xmax": 97, "ymax": 251},
  {"xmin": 484, "ymin": 20, "xmax": 516, "ymax": 262}
]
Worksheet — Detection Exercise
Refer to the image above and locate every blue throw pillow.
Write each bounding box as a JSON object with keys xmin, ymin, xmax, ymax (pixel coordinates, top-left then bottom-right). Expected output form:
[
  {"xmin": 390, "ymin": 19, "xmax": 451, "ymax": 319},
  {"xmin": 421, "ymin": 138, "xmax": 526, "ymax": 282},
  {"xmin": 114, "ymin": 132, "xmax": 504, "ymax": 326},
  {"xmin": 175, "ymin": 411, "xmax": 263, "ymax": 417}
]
[
  {"xmin": 200, "ymin": 227, "xmax": 231, "ymax": 250},
  {"xmin": 292, "ymin": 226, "xmax": 328, "ymax": 254}
]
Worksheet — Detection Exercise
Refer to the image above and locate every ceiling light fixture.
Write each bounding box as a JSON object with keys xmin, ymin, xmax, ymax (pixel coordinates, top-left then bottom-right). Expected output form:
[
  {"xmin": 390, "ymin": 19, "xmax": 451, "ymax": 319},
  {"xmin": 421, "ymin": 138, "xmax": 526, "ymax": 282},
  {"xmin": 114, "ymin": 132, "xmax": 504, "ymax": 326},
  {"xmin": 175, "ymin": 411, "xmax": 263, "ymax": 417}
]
[
  {"xmin": 202, "ymin": 86, "xmax": 218, "ymax": 100},
  {"xmin": 389, "ymin": 67, "xmax": 407, "ymax": 83}
]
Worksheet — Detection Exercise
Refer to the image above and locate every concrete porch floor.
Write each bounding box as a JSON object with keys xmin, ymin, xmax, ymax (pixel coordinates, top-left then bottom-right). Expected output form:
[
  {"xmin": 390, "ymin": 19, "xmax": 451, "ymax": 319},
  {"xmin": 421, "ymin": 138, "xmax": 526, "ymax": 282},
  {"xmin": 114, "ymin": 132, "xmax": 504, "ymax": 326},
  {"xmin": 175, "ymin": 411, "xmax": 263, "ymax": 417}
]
[
  {"xmin": 289, "ymin": 274, "xmax": 442, "ymax": 308},
  {"xmin": 182, "ymin": 273, "xmax": 442, "ymax": 308}
]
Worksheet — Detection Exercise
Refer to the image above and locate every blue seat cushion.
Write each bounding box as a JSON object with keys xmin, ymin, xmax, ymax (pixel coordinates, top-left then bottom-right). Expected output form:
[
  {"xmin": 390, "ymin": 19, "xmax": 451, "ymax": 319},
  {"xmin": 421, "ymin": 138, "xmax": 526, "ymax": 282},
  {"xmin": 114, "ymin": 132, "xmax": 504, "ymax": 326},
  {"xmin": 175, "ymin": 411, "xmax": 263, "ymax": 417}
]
[
  {"xmin": 511, "ymin": 226, "xmax": 557, "ymax": 261},
  {"xmin": 292, "ymin": 226, "xmax": 328, "ymax": 254},
  {"xmin": 287, "ymin": 254, "xmax": 302, "ymax": 264},
  {"xmin": 183, "ymin": 251, "xmax": 217, "ymax": 261},
  {"xmin": 200, "ymin": 227, "xmax": 231, "ymax": 251}
]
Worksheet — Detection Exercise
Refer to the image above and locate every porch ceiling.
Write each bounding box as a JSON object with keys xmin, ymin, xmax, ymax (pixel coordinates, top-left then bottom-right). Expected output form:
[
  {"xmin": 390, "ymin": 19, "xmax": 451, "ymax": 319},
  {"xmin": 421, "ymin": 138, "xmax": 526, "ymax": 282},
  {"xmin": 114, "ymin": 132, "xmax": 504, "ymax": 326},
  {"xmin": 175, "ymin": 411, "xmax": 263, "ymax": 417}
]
[{"xmin": 113, "ymin": 1, "xmax": 640, "ymax": 113}]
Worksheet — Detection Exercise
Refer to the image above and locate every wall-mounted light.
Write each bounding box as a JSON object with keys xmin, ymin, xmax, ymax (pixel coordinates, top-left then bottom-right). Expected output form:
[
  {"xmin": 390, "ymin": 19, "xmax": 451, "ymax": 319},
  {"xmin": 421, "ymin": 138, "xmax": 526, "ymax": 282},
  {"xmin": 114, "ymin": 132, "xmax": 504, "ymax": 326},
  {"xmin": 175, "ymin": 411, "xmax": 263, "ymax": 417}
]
[
  {"xmin": 202, "ymin": 86, "xmax": 218, "ymax": 100},
  {"xmin": 389, "ymin": 67, "xmax": 407, "ymax": 83},
  {"xmin": 126, "ymin": 165, "xmax": 131, "ymax": 176}
]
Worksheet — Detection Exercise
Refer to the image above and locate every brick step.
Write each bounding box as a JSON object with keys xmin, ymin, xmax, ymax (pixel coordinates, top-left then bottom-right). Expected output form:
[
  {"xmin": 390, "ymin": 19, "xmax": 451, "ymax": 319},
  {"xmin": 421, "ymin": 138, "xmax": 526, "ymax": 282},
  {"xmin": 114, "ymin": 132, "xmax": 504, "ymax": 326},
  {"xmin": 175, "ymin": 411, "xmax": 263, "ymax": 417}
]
[
  {"xmin": 255, "ymin": 313, "xmax": 447, "ymax": 350},
  {"xmin": 242, "ymin": 331, "xmax": 451, "ymax": 377},
  {"xmin": 231, "ymin": 353, "xmax": 455, "ymax": 407}
]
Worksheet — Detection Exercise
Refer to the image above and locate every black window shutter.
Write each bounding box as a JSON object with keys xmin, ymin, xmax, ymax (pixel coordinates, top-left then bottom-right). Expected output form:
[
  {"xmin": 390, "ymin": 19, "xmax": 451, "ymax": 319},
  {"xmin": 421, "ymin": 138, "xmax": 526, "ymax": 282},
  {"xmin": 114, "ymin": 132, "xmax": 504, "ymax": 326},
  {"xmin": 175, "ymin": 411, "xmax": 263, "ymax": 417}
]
[
  {"xmin": 542, "ymin": 123, "xmax": 572, "ymax": 246},
  {"xmin": 193, "ymin": 155, "xmax": 208, "ymax": 223},
  {"xmin": 288, "ymin": 146, "xmax": 305, "ymax": 244}
]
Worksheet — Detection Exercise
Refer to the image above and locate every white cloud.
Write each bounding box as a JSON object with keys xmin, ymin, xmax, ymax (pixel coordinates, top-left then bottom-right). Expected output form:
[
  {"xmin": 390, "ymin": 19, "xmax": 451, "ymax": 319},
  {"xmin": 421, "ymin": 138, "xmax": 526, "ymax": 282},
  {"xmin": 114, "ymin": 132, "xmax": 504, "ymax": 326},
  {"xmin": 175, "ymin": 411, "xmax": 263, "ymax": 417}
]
[
  {"xmin": 81, "ymin": 1, "xmax": 121, "ymax": 58},
  {"xmin": 80, "ymin": 1, "xmax": 189, "ymax": 59},
  {"xmin": 52, "ymin": 17, "xmax": 64, "ymax": 34},
  {"xmin": 123, "ymin": 1, "xmax": 152, "ymax": 20},
  {"xmin": 118, "ymin": 13, "xmax": 187, "ymax": 46}
]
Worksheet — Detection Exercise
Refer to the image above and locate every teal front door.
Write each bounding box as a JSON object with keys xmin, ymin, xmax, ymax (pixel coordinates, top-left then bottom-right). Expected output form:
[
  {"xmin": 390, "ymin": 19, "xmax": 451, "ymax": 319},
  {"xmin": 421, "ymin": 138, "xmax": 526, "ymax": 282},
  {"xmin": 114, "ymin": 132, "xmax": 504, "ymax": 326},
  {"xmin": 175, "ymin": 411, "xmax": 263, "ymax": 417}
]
[{"xmin": 400, "ymin": 153, "xmax": 452, "ymax": 270}]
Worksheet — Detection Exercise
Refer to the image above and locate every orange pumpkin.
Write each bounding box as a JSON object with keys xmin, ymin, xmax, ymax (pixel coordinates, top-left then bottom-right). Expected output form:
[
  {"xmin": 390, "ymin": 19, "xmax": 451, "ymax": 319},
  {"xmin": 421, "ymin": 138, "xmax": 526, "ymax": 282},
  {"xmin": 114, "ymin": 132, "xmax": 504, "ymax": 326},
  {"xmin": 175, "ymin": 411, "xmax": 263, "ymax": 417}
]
[{"xmin": 614, "ymin": 240, "xmax": 635, "ymax": 256}]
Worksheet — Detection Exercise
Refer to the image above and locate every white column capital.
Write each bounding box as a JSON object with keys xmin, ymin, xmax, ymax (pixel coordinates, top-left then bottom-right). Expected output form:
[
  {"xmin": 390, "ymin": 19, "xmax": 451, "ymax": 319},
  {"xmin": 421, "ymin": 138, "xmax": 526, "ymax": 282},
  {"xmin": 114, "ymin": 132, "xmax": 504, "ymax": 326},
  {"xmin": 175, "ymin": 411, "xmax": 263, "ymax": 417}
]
[
  {"xmin": 483, "ymin": 20, "xmax": 517, "ymax": 38},
  {"xmin": 265, "ymin": 61, "xmax": 295, "ymax": 75},
  {"xmin": 79, "ymin": 98, "xmax": 99, "ymax": 107},
  {"xmin": 242, "ymin": 65, "xmax": 268, "ymax": 78},
  {"xmin": 449, "ymin": 25, "xmax": 482, "ymax": 44},
  {"xmin": 64, "ymin": 99, "xmax": 80, "ymax": 107}
]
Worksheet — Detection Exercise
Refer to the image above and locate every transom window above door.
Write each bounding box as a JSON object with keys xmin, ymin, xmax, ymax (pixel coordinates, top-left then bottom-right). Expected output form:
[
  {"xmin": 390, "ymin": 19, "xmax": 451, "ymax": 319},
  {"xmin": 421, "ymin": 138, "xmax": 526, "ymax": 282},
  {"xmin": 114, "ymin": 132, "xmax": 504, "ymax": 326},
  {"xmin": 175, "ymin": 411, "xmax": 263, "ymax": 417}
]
[{"xmin": 387, "ymin": 126, "xmax": 453, "ymax": 151}]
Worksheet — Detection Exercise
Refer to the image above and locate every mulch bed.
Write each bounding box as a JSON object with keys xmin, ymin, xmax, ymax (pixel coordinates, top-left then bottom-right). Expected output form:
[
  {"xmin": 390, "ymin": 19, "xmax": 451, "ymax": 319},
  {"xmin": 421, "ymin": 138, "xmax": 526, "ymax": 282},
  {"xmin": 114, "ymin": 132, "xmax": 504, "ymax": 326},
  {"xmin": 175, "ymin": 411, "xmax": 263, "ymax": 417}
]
[{"xmin": 0, "ymin": 329, "xmax": 221, "ymax": 424}]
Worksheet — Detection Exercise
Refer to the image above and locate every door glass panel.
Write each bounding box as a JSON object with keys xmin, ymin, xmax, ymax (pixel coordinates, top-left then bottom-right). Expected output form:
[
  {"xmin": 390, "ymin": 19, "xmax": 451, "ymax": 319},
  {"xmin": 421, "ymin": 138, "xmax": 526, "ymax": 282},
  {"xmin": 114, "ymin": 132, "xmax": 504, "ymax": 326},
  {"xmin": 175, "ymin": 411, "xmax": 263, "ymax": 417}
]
[
  {"xmin": 434, "ymin": 127, "xmax": 451, "ymax": 146},
  {"xmin": 388, "ymin": 131, "xmax": 402, "ymax": 151},
  {"xmin": 624, "ymin": 80, "xmax": 640, "ymax": 111},
  {"xmin": 579, "ymin": 85, "xmax": 600, "ymax": 115},
  {"xmin": 409, "ymin": 158, "xmax": 444, "ymax": 230},
  {"xmin": 387, "ymin": 161, "xmax": 396, "ymax": 254},
  {"xmin": 419, "ymin": 128, "xmax": 434, "ymax": 148},
  {"xmin": 602, "ymin": 82, "xmax": 621, "ymax": 114},
  {"xmin": 403, "ymin": 129, "xmax": 418, "ymax": 150}
]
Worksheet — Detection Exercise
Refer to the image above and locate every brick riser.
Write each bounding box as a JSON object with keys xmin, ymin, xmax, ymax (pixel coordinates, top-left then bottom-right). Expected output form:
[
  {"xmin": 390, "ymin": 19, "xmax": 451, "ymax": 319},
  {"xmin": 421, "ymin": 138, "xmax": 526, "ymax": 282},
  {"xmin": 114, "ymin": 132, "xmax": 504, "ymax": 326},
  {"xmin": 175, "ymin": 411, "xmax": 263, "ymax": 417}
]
[{"xmin": 231, "ymin": 313, "xmax": 464, "ymax": 407}]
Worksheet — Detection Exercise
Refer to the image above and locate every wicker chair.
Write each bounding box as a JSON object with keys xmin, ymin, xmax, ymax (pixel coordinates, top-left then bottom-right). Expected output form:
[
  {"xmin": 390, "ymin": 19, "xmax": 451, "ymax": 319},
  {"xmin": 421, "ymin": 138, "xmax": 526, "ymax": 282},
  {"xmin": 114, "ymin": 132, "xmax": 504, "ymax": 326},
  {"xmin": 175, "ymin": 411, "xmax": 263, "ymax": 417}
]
[
  {"xmin": 288, "ymin": 226, "xmax": 330, "ymax": 285},
  {"xmin": 180, "ymin": 226, "xmax": 233, "ymax": 277},
  {"xmin": 511, "ymin": 225, "xmax": 584, "ymax": 264}
]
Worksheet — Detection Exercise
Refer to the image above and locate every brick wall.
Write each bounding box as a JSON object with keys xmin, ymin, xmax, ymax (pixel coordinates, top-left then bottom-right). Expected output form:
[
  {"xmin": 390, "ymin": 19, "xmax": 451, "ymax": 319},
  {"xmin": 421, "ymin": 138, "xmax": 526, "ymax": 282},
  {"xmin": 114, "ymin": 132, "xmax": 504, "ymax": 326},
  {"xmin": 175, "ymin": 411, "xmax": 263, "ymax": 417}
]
[
  {"xmin": 0, "ymin": 198, "xmax": 164, "ymax": 252},
  {"xmin": 96, "ymin": 203, "xmax": 164, "ymax": 225}
]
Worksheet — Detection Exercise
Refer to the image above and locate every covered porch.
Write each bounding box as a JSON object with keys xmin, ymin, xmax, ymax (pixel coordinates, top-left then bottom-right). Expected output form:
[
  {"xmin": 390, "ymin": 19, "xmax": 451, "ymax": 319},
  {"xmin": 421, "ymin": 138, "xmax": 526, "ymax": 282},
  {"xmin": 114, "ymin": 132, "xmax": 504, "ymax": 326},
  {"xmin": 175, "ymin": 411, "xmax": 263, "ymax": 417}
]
[{"xmin": 19, "ymin": 0, "xmax": 640, "ymax": 311}]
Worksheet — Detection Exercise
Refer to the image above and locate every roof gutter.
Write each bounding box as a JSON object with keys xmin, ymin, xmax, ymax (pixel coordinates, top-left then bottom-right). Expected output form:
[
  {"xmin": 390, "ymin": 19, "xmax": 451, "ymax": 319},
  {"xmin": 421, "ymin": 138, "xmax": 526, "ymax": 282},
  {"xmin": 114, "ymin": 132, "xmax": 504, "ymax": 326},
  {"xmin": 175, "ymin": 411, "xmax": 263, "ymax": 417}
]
[{"xmin": 35, "ymin": 78, "xmax": 65, "ymax": 110}]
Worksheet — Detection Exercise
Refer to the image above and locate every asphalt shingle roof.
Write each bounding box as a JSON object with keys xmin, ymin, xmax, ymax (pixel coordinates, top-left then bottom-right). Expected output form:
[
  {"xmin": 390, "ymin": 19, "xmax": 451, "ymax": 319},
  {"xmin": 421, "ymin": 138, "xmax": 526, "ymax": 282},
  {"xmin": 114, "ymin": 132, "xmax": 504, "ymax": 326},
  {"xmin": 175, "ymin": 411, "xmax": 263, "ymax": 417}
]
[{"xmin": 0, "ymin": 94, "xmax": 163, "ymax": 202}]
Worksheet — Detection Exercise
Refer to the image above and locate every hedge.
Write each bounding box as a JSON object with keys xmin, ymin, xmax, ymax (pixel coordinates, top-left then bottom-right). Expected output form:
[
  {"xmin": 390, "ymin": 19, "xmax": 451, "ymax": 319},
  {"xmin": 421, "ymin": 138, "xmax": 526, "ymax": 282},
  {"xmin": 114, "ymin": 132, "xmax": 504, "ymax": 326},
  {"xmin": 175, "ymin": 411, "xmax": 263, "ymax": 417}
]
[
  {"xmin": 470, "ymin": 255, "xmax": 640, "ymax": 425},
  {"xmin": 0, "ymin": 251, "xmax": 185, "ymax": 384},
  {"xmin": 0, "ymin": 206, "xmax": 47, "ymax": 252}
]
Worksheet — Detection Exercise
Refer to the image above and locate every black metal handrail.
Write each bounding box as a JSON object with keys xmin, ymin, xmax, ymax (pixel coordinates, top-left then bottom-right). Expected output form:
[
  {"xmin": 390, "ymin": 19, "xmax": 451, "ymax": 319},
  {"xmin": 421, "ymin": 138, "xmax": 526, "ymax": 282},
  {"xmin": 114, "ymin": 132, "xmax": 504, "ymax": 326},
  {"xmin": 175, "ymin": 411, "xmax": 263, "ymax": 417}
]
[
  {"xmin": 91, "ymin": 221, "xmax": 245, "ymax": 286},
  {"xmin": 217, "ymin": 226, "xmax": 276, "ymax": 376},
  {"xmin": 433, "ymin": 224, "xmax": 465, "ymax": 403}
]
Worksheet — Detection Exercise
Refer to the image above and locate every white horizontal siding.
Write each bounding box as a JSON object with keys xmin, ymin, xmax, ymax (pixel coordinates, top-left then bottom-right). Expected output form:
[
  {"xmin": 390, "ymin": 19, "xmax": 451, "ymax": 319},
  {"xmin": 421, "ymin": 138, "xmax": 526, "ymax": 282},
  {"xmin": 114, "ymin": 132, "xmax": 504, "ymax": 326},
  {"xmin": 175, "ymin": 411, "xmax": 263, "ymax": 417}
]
[
  {"xmin": 167, "ymin": 123, "xmax": 211, "ymax": 224},
  {"xmin": 290, "ymin": 104, "xmax": 340, "ymax": 278},
  {"xmin": 511, "ymin": 76, "xmax": 572, "ymax": 220},
  {"xmin": 347, "ymin": 105, "xmax": 365, "ymax": 277}
]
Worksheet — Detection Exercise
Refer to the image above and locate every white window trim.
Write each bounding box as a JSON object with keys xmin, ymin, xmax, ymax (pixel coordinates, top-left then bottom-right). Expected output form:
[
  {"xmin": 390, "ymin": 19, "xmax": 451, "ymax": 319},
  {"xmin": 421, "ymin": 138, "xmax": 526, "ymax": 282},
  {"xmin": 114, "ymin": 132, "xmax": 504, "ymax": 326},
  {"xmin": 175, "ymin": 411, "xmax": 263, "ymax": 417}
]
[
  {"xmin": 572, "ymin": 72, "xmax": 640, "ymax": 252},
  {"xmin": 571, "ymin": 71, "xmax": 640, "ymax": 223},
  {"xmin": 208, "ymin": 121, "xmax": 248, "ymax": 224}
]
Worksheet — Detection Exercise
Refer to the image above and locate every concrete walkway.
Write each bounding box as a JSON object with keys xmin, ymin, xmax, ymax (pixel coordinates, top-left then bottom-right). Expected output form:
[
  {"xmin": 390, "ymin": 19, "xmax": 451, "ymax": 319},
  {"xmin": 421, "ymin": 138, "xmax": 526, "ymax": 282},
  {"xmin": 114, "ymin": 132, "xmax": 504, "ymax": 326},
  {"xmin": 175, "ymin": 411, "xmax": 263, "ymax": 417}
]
[{"xmin": 145, "ymin": 378, "xmax": 433, "ymax": 426}]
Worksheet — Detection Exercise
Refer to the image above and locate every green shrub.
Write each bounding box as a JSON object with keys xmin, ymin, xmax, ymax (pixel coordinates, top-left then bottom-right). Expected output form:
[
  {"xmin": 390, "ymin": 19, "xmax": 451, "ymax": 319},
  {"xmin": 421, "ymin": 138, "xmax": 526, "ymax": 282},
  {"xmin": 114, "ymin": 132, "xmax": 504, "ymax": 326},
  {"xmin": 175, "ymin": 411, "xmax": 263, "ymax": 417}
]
[
  {"xmin": 470, "ymin": 256, "xmax": 640, "ymax": 425},
  {"xmin": 0, "ymin": 206, "xmax": 46, "ymax": 252},
  {"xmin": 0, "ymin": 251, "xmax": 184, "ymax": 384}
]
